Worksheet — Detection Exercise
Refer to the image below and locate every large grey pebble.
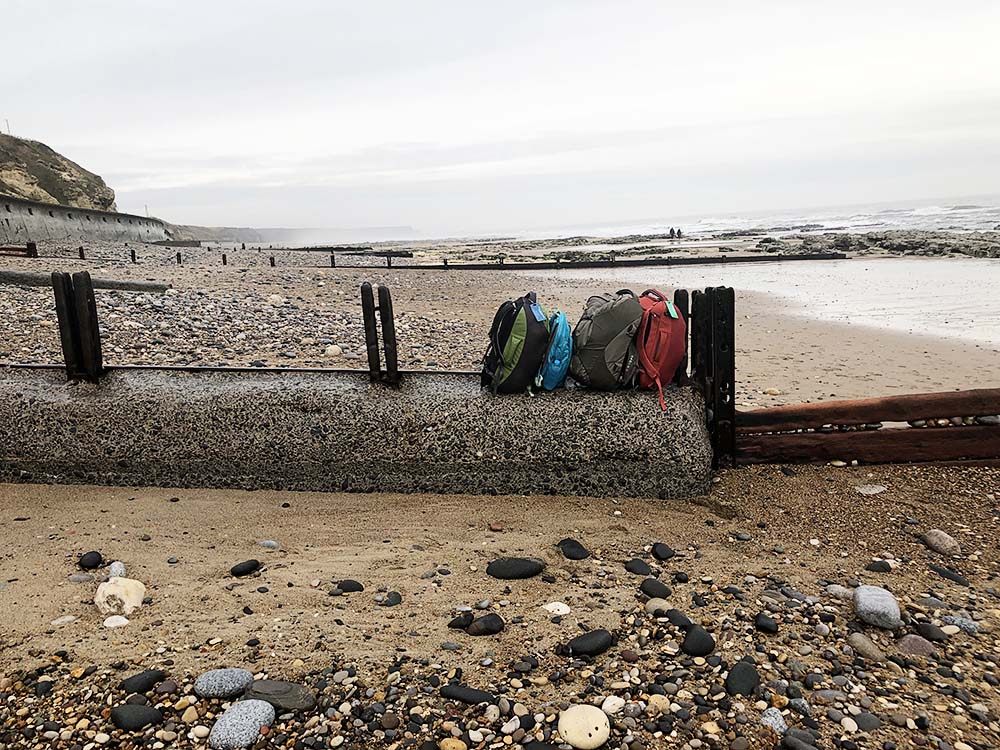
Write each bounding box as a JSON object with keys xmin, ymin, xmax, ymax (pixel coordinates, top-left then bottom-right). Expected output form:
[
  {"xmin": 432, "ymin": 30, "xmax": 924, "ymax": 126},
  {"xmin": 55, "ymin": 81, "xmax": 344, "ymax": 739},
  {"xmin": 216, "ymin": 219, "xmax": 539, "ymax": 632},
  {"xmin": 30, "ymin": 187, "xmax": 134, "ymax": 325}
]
[
  {"xmin": 847, "ymin": 632, "xmax": 886, "ymax": 662},
  {"xmin": 108, "ymin": 561, "xmax": 127, "ymax": 578},
  {"xmin": 208, "ymin": 699, "xmax": 275, "ymax": 749},
  {"xmin": 853, "ymin": 585, "xmax": 902, "ymax": 629},
  {"xmin": 194, "ymin": 668, "xmax": 254, "ymax": 698},
  {"xmin": 920, "ymin": 529, "xmax": 961, "ymax": 556}
]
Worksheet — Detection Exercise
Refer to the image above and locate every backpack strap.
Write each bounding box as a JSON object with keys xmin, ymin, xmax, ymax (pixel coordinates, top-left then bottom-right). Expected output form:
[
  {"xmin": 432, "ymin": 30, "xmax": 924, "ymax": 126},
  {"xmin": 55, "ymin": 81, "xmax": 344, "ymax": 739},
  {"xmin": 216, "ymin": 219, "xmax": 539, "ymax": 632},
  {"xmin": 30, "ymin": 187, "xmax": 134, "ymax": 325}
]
[{"xmin": 636, "ymin": 305, "xmax": 668, "ymax": 411}]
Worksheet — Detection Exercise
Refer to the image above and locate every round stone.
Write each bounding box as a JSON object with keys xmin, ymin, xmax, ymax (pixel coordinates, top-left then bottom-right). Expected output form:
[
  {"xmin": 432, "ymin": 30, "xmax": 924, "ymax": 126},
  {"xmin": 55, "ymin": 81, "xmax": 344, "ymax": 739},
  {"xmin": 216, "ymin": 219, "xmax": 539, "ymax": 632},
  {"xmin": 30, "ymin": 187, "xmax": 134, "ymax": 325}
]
[
  {"xmin": 920, "ymin": 529, "xmax": 961, "ymax": 556},
  {"xmin": 110, "ymin": 704, "xmax": 162, "ymax": 731},
  {"xmin": 194, "ymin": 668, "xmax": 254, "ymax": 698},
  {"xmin": 486, "ymin": 557, "xmax": 545, "ymax": 579},
  {"xmin": 853, "ymin": 585, "xmax": 902, "ymax": 629},
  {"xmin": 624, "ymin": 558, "xmax": 651, "ymax": 576},
  {"xmin": 651, "ymin": 542, "xmax": 675, "ymax": 560},
  {"xmin": 79, "ymin": 551, "xmax": 103, "ymax": 570},
  {"xmin": 120, "ymin": 670, "xmax": 167, "ymax": 695},
  {"xmin": 640, "ymin": 578, "xmax": 671, "ymax": 599},
  {"xmin": 337, "ymin": 579, "xmax": 364, "ymax": 593},
  {"xmin": 848, "ymin": 632, "xmax": 886, "ymax": 662},
  {"xmin": 558, "ymin": 537, "xmax": 590, "ymax": 560},
  {"xmin": 558, "ymin": 704, "xmax": 611, "ymax": 749},
  {"xmin": 230, "ymin": 560, "xmax": 261, "ymax": 577},
  {"xmin": 724, "ymin": 660, "xmax": 760, "ymax": 696},
  {"xmin": 644, "ymin": 597, "xmax": 669, "ymax": 615},
  {"xmin": 897, "ymin": 634, "xmax": 936, "ymax": 656},
  {"xmin": 466, "ymin": 613, "xmax": 505, "ymax": 636},
  {"xmin": 681, "ymin": 626, "xmax": 716, "ymax": 656},
  {"xmin": 566, "ymin": 629, "xmax": 613, "ymax": 657},
  {"xmin": 208, "ymin": 699, "xmax": 275, "ymax": 749}
]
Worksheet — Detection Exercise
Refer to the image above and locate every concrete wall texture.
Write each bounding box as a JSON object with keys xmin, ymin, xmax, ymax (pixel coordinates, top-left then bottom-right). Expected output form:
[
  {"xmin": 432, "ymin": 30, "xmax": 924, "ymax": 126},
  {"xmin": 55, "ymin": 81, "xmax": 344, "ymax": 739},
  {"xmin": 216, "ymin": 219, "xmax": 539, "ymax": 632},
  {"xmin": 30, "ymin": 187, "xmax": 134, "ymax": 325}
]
[
  {"xmin": 0, "ymin": 368, "xmax": 712, "ymax": 499},
  {"xmin": 0, "ymin": 195, "xmax": 167, "ymax": 244}
]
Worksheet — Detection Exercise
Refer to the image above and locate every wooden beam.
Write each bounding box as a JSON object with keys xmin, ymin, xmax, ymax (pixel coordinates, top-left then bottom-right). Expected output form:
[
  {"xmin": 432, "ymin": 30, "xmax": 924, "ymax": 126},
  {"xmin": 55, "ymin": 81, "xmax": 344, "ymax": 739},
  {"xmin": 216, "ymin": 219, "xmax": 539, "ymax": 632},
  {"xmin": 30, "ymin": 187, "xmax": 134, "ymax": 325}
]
[
  {"xmin": 736, "ymin": 425, "xmax": 1000, "ymax": 465},
  {"xmin": 711, "ymin": 287, "xmax": 736, "ymax": 467},
  {"xmin": 737, "ymin": 388, "xmax": 1000, "ymax": 434},
  {"xmin": 671, "ymin": 288, "xmax": 689, "ymax": 385}
]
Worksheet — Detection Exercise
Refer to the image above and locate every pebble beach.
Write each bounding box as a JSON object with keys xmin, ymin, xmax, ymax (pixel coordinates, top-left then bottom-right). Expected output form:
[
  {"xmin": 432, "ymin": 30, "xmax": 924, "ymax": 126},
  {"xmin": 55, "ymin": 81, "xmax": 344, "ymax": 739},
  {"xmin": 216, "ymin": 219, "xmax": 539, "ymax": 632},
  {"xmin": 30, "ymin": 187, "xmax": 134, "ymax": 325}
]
[
  {"xmin": 1, "ymin": 465, "xmax": 998, "ymax": 750},
  {"xmin": 1, "ymin": 235, "xmax": 999, "ymax": 750}
]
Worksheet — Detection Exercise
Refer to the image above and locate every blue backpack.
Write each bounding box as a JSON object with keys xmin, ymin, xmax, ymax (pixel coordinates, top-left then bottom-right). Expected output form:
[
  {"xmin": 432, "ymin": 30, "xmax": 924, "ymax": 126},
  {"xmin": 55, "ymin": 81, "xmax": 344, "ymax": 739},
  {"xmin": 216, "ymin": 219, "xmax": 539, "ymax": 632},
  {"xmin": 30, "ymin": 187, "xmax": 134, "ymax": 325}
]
[{"xmin": 536, "ymin": 311, "xmax": 572, "ymax": 390}]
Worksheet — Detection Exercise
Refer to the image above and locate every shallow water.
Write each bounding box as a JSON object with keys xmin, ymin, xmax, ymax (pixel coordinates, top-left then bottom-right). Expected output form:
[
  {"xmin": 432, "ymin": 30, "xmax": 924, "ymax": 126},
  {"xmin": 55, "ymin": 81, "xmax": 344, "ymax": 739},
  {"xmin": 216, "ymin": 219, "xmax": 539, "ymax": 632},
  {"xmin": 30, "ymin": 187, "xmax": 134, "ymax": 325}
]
[{"xmin": 529, "ymin": 257, "xmax": 1000, "ymax": 346}]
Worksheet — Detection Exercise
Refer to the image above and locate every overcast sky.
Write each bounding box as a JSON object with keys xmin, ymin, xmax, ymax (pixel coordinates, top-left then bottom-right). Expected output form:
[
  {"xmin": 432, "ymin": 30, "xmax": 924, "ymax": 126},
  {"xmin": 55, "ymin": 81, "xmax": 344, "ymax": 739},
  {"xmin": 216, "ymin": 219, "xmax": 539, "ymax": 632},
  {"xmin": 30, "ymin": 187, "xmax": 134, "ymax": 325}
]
[{"xmin": 4, "ymin": 1, "xmax": 1000, "ymax": 236}]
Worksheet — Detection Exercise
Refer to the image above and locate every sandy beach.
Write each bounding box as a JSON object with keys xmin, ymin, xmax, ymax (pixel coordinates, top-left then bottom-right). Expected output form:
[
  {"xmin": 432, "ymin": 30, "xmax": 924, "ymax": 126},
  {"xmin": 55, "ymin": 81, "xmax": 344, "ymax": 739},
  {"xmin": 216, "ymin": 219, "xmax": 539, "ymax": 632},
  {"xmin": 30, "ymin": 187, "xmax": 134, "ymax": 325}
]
[{"xmin": 2, "ymin": 463, "xmax": 999, "ymax": 748}]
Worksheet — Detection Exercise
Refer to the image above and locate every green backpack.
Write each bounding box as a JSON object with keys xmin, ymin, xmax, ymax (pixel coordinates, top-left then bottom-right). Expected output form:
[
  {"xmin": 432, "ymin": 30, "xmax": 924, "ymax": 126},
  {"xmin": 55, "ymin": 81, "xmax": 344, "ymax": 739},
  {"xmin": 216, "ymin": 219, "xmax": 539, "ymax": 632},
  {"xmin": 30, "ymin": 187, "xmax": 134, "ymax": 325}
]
[
  {"xmin": 481, "ymin": 292, "xmax": 551, "ymax": 394},
  {"xmin": 569, "ymin": 289, "xmax": 643, "ymax": 390}
]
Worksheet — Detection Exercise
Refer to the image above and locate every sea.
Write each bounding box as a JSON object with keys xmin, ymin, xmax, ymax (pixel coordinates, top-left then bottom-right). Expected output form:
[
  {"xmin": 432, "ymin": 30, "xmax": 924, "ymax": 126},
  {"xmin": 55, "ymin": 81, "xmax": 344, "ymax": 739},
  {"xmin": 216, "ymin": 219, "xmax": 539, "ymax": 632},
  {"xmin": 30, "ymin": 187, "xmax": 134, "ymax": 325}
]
[
  {"xmin": 511, "ymin": 194, "xmax": 1000, "ymax": 240},
  {"xmin": 517, "ymin": 195, "xmax": 1000, "ymax": 347}
]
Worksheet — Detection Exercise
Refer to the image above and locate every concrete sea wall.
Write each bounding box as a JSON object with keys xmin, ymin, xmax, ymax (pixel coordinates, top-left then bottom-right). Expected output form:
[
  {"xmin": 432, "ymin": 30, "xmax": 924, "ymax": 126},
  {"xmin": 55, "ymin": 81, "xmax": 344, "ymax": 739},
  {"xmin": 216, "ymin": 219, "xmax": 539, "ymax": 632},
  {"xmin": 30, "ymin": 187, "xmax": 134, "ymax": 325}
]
[
  {"xmin": 0, "ymin": 368, "xmax": 712, "ymax": 499},
  {"xmin": 0, "ymin": 195, "xmax": 167, "ymax": 244}
]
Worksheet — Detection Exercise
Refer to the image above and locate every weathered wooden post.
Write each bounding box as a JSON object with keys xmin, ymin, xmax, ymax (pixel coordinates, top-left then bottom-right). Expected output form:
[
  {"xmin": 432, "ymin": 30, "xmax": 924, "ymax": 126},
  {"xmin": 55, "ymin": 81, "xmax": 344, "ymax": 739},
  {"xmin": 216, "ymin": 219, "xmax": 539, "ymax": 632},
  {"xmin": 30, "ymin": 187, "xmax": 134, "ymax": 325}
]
[
  {"xmin": 378, "ymin": 285, "xmax": 399, "ymax": 386},
  {"xmin": 78, "ymin": 246, "xmax": 85, "ymax": 260},
  {"xmin": 130, "ymin": 247, "xmax": 137, "ymax": 263},
  {"xmin": 52, "ymin": 272, "xmax": 82, "ymax": 381},
  {"xmin": 26, "ymin": 241, "xmax": 37, "ymax": 258},
  {"xmin": 176, "ymin": 252, "xmax": 182, "ymax": 264},
  {"xmin": 361, "ymin": 282, "xmax": 381, "ymax": 382},
  {"xmin": 330, "ymin": 253, "xmax": 336, "ymax": 268},
  {"xmin": 72, "ymin": 271, "xmax": 104, "ymax": 384},
  {"xmin": 269, "ymin": 256, "xmax": 276, "ymax": 267}
]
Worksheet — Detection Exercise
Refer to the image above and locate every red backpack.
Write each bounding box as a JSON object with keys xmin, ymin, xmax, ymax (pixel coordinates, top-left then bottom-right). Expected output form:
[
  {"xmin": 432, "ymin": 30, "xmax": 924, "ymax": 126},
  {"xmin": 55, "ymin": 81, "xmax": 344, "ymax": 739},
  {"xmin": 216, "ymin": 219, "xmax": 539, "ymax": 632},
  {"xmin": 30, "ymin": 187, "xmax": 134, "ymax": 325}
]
[{"xmin": 636, "ymin": 289, "xmax": 687, "ymax": 410}]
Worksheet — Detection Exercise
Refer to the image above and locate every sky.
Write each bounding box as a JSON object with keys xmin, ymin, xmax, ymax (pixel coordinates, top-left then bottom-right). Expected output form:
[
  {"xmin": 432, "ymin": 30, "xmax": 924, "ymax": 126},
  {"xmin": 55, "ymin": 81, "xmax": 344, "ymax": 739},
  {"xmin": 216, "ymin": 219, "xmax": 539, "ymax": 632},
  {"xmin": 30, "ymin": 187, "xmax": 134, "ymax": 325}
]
[{"xmin": 4, "ymin": 0, "xmax": 1000, "ymax": 236}]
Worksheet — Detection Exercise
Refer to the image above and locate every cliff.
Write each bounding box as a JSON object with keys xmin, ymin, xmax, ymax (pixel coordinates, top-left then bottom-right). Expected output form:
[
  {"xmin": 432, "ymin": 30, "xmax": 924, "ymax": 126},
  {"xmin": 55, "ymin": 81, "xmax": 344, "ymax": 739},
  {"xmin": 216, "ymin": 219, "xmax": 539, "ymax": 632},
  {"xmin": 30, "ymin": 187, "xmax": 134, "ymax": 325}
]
[{"xmin": 0, "ymin": 133, "xmax": 117, "ymax": 212}]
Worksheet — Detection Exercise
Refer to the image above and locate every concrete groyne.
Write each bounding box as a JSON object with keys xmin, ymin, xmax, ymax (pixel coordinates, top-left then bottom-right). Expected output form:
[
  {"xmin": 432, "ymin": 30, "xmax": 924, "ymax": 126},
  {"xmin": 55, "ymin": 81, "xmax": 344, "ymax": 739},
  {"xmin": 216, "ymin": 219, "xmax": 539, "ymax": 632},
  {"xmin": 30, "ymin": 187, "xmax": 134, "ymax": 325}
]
[{"xmin": 0, "ymin": 368, "xmax": 712, "ymax": 499}]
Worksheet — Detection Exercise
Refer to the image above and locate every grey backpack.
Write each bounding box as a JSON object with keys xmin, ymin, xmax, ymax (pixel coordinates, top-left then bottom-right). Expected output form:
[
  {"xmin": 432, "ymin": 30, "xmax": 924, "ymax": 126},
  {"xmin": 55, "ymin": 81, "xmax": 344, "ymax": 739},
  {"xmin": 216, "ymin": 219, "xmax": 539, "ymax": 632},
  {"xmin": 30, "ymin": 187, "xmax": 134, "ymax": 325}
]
[{"xmin": 569, "ymin": 289, "xmax": 643, "ymax": 390}]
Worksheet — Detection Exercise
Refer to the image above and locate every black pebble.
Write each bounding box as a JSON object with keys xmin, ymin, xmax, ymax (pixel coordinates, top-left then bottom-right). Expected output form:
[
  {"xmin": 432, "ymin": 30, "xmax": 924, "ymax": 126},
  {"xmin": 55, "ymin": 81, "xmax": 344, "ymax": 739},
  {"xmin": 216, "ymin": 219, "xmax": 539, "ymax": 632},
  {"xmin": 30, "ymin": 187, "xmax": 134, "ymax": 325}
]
[
  {"xmin": 110, "ymin": 704, "xmax": 162, "ymax": 731},
  {"xmin": 466, "ymin": 613, "xmax": 505, "ymax": 636},
  {"xmin": 557, "ymin": 538, "xmax": 590, "ymax": 560},
  {"xmin": 119, "ymin": 670, "xmax": 166, "ymax": 695},
  {"xmin": 440, "ymin": 683, "xmax": 496, "ymax": 705},
  {"xmin": 566, "ymin": 629, "xmax": 613, "ymax": 657},
  {"xmin": 928, "ymin": 564, "xmax": 970, "ymax": 587},
  {"xmin": 486, "ymin": 557, "xmax": 545, "ymax": 580},
  {"xmin": 625, "ymin": 558, "xmax": 651, "ymax": 576},
  {"xmin": 916, "ymin": 622, "xmax": 947, "ymax": 642},
  {"xmin": 755, "ymin": 612, "xmax": 779, "ymax": 634},
  {"xmin": 640, "ymin": 578, "xmax": 672, "ymax": 599},
  {"xmin": 725, "ymin": 660, "xmax": 760, "ymax": 696},
  {"xmin": 681, "ymin": 625, "xmax": 716, "ymax": 656},
  {"xmin": 79, "ymin": 551, "xmax": 103, "ymax": 570},
  {"xmin": 230, "ymin": 559, "xmax": 261, "ymax": 577},
  {"xmin": 381, "ymin": 591, "xmax": 402, "ymax": 606},
  {"xmin": 448, "ymin": 612, "xmax": 474, "ymax": 629},
  {"xmin": 865, "ymin": 560, "xmax": 892, "ymax": 573},
  {"xmin": 651, "ymin": 542, "xmax": 675, "ymax": 560},
  {"xmin": 338, "ymin": 579, "xmax": 365, "ymax": 593}
]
